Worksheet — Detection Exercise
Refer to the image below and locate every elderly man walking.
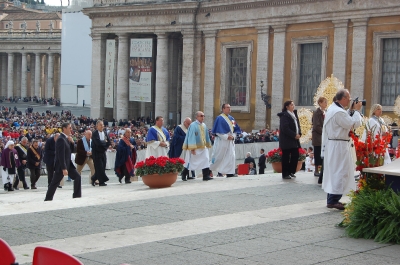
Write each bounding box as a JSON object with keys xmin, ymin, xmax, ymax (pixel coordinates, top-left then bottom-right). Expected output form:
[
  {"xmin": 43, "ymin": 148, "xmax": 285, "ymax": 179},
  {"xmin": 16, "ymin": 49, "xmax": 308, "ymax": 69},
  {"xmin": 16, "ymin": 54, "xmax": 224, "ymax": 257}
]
[
  {"xmin": 182, "ymin": 111, "xmax": 213, "ymax": 181},
  {"xmin": 75, "ymin": 130, "xmax": 95, "ymax": 184},
  {"xmin": 115, "ymin": 128, "xmax": 137, "ymax": 184}
]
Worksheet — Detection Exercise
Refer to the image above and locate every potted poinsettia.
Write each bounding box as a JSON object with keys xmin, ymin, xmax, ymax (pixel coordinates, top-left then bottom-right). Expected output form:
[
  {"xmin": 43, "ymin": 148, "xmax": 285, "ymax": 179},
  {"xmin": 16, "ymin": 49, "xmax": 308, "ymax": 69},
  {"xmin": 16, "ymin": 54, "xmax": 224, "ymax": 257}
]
[
  {"xmin": 266, "ymin": 147, "xmax": 307, "ymax": 173},
  {"xmin": 135, "ymin": 156, "xmax": 185, "ymax": 188}
]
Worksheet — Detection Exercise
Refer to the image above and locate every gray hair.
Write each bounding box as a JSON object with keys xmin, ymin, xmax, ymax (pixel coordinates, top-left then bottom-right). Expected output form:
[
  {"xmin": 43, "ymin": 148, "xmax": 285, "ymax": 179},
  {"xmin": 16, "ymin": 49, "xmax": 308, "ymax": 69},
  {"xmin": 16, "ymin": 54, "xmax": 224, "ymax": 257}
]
[
  {"xmin": 335, "ymin": 89, "xmax": 349, "ymax": 101},
  {"xmin": 21, "ymin": 137, "xmax": 28, "ymax": 143},
  {"xmin": 246, "ymin": 152, "xmax": 251, "ymax": 157}
]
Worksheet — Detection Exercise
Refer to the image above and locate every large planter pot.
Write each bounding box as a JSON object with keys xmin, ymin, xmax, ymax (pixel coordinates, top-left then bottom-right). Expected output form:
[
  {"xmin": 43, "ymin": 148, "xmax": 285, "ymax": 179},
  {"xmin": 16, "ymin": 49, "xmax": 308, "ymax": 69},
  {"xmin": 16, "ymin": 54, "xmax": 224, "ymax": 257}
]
[
  {"xmin": 271, "ymin": 161, "xmax": 304, "ymax": 173},
  {"xmin": 142, "ymin": 172, "xmax": 178, "ymax": 189},
  {"xmin": 271, "ymin": 162, "xmax": 282, "ymax": 173},
  {"xmin": 296, "ymin": 161, "xmax": 304, "ymax": 172}
]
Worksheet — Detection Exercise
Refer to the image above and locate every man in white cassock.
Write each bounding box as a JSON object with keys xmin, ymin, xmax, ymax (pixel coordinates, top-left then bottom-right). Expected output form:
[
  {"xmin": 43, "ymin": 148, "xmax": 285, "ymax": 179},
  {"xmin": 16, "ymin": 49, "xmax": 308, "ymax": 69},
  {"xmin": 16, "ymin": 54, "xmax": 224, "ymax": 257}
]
[
  {"xmin": 145, "ymin": 116, "xmax": 170, "ymax": 158},
  {"xmin": 209, "ymin": 104, "xmax": 241, "ymax": 177},
  {"xmin": 182, "ymin": 111, "xmax": 213, "ymax": 181},
  {"xmin": 321, "ymin": 89, "xmax": 363, "ymax": 210}
]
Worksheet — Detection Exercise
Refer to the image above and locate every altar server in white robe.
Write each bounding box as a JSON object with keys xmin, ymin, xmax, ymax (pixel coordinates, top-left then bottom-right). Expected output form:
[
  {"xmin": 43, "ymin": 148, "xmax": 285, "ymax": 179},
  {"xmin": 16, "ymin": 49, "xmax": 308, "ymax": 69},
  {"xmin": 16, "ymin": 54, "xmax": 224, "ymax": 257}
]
[
  {"xmin": 361, "ymin": 104, "xmax": 391, "ymax": 165},
  {"xmin": 209, "ymin": 104, "xmax": 241, "ymax": 177},
  {"xmin": 321, "ymin": 89, "xmax": 363, "ymax": 210},
  {"xmin": 145, "ymin": 116, "xmax": 170, "ymax": 158},
  {"xmin": 182, "ymin": 111, "xmax": 213, "ymax": 181}
]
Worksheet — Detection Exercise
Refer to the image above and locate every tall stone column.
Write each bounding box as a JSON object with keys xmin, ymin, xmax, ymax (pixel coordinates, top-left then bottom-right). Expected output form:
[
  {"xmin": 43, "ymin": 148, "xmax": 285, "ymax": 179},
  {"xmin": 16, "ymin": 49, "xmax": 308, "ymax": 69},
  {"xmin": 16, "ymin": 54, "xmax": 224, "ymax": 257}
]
[
  {"xmin": 34, "ymin": 53, "xmax": 41, "ymax": 97},
  {"xmin": 332, "ymin": 20, "xmax": 349, "ymax": 83},
  {"xmin": 7, "ymin": 53, "xmax": 14, "ymax": 98},
  {"xmin": 350, "ymin": 18, "xmax": 368, "ymax": 98},
  {"xmin": 181, "ymin": 30, "xmax": 196, "ymax": 121},
  {"xmin": 21, "ymin": 52, "xmax": 27, "ymax": 98},
  {"xmin": 15, "ymin": 54, "xmax": 21, "ymax": 97},
  {"xmin": 270, "ymin": 25, "xmax": 287, "ymax": 129},
  {"xmin": 155, "ymin": 32, "xmax": 169, "ymax": 118},
  {"xmin": 1, "ymin": 54, "xmax": 7, "ymax": 97},
  {"xmin": 91, "ymin": 33, "xmax": 106, "ymax": 119},
  {"xmin": 47, "ymin": 53, "xmax": 54, "ymax": 98},
  {"xmin": 116, "ymin": 33, "xmax": 129, "ymax": 120},
  {"xmin": 203, "ymin": 30, "xmax": 217, "ymax": 128},
  {"xmin": 255, "ymin": 26, "xmax": 270, "ymax": 129}
]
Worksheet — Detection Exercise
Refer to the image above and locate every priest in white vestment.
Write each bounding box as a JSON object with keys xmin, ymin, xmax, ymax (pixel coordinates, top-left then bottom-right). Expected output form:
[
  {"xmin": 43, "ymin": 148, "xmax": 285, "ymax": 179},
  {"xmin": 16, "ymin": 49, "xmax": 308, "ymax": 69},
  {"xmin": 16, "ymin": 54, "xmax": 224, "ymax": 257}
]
[
  {"xmin": 145, "ymin": 116, "xmax": 170, "ymax": 158},
  {"xmin": 209, "ymin": 104, "xmax": 241, "ymax": 177},
  {"xmin": 182, "ymin": 111, "xmax": 212, "ymax": 181},
  {"xmin": 321, "ymin": 89, "xmax": 363, "ymax": 210}
]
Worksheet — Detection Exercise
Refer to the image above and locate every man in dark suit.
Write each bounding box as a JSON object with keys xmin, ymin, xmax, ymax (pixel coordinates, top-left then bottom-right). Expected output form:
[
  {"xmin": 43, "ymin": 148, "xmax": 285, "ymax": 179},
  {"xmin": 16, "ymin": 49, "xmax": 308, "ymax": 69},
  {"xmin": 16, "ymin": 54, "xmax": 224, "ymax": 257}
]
[
  {"xmin": 244, "ymin": 152, "xmax": 257, "ymax": 174},
  {"xmin": 75, "ymin": 130, "xmax": 95, "ymax": 184},
  {"xmin": 45, "ymin": 123, "xmax": 81, "ymax": 201},
  {"xmin": 43, "ymin": 133, "xmax": 60, "ymax": 187},
  {"xmin": 258, "ymin": 148, "xmax": 266, "ymax": 174},
  {"xmin": 91, "ymin": 120, "xmax": 111, "ymax": 186}
]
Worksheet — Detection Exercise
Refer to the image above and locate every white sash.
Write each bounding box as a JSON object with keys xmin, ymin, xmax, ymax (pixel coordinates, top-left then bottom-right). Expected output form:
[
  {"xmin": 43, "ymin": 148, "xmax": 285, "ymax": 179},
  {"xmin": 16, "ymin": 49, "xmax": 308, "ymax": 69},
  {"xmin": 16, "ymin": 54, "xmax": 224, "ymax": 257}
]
[
  {"xmin": 153, "ymin": 126, "xmax": 166, "ymax": 142},
  {"xmin": 220, "ymin": 114, "xmax": 234, "ymax": 133}
]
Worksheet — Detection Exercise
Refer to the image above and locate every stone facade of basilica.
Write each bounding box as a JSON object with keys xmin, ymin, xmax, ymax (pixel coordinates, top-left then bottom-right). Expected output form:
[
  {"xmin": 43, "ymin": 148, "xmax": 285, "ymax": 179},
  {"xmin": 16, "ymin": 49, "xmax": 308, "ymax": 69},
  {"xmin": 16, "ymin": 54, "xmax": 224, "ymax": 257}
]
[{"xmin": 83, "ymin": 0, "xmax": 400, "ymax": 131}]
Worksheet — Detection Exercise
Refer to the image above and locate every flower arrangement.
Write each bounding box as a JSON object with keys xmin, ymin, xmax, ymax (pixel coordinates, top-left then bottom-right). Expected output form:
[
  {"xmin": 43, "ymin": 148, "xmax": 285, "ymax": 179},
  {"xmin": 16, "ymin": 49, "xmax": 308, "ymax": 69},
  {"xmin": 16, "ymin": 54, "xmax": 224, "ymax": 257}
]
[
  {"xmin": 135, "ymin": 156, "xmax": 185, "ymax": 176},
  {"xmin": 350, "ymin": 129, "xmax": 392, "ymax": 191},
  {"xmin": 266, "ymin": 148, "xmax": 307, "ymax": 163}
]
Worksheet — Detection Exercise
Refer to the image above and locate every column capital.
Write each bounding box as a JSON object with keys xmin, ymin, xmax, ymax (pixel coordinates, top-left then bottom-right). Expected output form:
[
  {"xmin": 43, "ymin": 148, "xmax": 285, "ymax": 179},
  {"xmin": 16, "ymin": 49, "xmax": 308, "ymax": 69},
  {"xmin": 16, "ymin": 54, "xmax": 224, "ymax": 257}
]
[
  {"xmin": 351, "ymin": 18, "xmax": 369, "ymax": 27},
  {"xmin": 332, "ymin": 19, "xmax": 349, "ymax": 28},
  {"xmin": 91, "ymin": 32, "xmax": 106, "ymax": 41},
  {"xmin": 203, "ymin": 30, "xmax": 217, "ymax": 38},
  {"xmin": 256, "ymin": 25, "xmax": 270, "ymax": 34},
  {"xmin": 271, "ymin": 24, "xmax": 286, "ymax": 33},
  {"xmin": 117, "ymin": 33, "xmax": 130, "ymax": 39},
  {"xmin": 155, "ymin": 32, "xmax": 168, "ymax": 39}
]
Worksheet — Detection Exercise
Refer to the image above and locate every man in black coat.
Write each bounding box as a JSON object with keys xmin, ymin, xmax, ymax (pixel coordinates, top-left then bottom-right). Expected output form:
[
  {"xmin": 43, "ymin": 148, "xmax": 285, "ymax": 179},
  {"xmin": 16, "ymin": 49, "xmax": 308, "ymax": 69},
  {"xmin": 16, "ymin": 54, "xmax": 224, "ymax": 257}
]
[
  {"xmin": 244, "ymin": 152, "xmax": 257, "ymax": 174},
  {"xmin": 45, "ymin": 123, "xmax": 81, "ymax": 201},
  {"xmin": 43, "ymin": 133, "xmax": 60, "ymax": 187},
  {"xmin": 258, "ymin": 148, "xmax": 266, "ymax": 174},
  {"xmin": 91, "ymin": 120, "xmax": 111, "ymax": 186}
]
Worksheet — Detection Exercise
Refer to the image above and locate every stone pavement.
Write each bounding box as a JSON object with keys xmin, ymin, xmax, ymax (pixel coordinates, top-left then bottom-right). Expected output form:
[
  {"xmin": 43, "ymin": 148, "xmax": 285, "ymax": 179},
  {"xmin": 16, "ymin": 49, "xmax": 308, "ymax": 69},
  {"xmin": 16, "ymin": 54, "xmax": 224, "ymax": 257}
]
[{"xmin": 1, "ymin": 170, "xmax": 400, "ymax": 265}]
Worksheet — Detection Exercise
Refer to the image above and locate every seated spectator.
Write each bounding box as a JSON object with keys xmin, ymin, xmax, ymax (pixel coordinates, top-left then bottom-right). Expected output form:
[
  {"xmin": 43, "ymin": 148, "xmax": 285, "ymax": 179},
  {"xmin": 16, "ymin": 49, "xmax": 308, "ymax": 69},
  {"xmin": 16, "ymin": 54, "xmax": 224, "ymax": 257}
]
[
  {"xmin": 249, "ymin": 162, "xmax": 257, "ymax": 175},
  {"xmin": 305, "ymin": 152, "xmax": 315, "ymax": 172}
]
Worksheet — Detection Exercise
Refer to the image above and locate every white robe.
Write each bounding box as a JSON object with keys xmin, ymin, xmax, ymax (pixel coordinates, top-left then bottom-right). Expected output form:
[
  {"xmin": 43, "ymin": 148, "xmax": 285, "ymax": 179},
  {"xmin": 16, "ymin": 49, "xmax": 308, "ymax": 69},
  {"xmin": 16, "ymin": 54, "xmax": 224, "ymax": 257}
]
[
  {"xmin": 321, "ymin": 104, "xmax": 362, "ymax": 195},
  {"xmin": 361, "ymin": 117, "xmax": 391, "ymax": 165},
  {"xmin": 209, "ymin": 133, "xmax": 236, "ymax": 174},
  {"xmin": 1, "ymin": 168, "xmax": 15, "ymax": 185},
  {"xmin": 145, "ymin": 141, "xmax": 170, "ymax": 158},
  {"xmin": 184, "ymin": 148, "xmax": 210, "ymax": 171}
]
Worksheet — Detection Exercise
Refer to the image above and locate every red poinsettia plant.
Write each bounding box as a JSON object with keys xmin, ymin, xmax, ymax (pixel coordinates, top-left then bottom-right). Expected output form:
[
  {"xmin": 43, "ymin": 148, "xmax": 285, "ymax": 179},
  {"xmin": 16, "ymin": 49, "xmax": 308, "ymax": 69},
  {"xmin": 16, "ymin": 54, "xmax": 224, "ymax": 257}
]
[
  {"xmin": 350, "ymin": 129, "xmax": 392, "ymax": 191},
  {"xmin": 266, "ymin": 148, "xmax": 307, "ymax": 163},
  {"xmin": 135, "ymin": 156, "xmax": 185, "ymax": 176}
]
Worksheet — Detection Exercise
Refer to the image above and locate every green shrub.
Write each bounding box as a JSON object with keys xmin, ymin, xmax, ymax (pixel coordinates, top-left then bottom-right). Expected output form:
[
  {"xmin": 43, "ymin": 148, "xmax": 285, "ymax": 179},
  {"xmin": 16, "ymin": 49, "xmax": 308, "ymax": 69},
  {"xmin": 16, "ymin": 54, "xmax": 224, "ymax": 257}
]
[{"xmin": 344, "ymin": 188, "xmax": 400, "ymax": 244}]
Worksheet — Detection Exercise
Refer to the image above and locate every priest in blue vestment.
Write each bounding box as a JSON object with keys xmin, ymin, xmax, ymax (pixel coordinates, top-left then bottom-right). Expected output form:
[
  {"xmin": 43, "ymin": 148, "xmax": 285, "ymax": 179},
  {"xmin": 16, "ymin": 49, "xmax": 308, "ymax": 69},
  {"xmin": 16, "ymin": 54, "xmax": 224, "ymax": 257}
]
[
  {"xmin": 145, "ymin": 116, "xmax": 170, "ymax": 158},
  {"xmin": 210, "ymin": 104, "xmax": 241, "ymax": 177}
]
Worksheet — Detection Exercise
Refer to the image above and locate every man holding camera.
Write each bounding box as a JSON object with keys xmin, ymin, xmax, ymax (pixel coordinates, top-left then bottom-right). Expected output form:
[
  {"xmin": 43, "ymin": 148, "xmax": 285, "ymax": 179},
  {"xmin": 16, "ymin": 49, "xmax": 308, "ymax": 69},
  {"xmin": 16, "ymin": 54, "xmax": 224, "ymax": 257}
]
[{"xmin": 321, "ymin": 89, "xmax": 363, "ymax": 210}]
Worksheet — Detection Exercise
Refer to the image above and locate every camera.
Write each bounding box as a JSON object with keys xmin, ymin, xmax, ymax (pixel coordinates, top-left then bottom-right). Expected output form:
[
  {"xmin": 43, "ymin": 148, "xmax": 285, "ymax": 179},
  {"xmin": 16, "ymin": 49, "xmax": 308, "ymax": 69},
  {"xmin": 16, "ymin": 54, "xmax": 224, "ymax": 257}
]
[{"xmin": 353, "ymin": 97, "xmax": 366, "ymax": 106}]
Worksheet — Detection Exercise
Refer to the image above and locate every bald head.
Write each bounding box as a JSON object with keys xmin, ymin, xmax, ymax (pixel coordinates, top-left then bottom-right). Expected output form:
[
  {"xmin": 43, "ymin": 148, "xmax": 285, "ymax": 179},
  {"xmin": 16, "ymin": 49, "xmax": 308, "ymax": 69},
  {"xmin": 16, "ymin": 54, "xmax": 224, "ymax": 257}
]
[
  {"xmin": 84, "ymin": 130, "xmax": 92, "ymax": 140},
  {"xmin": 183, "ymin": 117, "xmax": 192, "ymax": 129}
]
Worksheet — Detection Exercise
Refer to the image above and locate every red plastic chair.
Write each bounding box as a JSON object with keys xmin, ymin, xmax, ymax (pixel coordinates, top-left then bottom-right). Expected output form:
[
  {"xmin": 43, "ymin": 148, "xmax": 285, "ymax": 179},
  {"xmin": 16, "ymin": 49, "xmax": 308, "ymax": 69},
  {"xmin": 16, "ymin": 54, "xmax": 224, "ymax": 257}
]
[
  {"xmin": 32, "ymin": 246, "xmax": 83, "ymax": 265},
  {"xmin": 0, "ymin": 238, "xmax": 18, "ymax": 265},
  {"xmin": 237, "ymin": 163, "xmax": 249, "ymax": 175}
]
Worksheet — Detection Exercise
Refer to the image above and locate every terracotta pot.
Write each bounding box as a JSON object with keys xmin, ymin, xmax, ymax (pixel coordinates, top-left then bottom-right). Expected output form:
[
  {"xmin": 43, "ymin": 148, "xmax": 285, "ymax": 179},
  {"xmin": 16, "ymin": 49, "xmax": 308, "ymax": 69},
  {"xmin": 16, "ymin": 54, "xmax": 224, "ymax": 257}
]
[
  {"xmin": 296, "ymin": 161, "xmax": 304, "ymax": 172},
  {"xmin": 142, "ymin": 172, "xmax": 178, "ymax": 189},
  {"xmin": 271, "ymin": 162, "xmax": 282, "ymax": 173}
]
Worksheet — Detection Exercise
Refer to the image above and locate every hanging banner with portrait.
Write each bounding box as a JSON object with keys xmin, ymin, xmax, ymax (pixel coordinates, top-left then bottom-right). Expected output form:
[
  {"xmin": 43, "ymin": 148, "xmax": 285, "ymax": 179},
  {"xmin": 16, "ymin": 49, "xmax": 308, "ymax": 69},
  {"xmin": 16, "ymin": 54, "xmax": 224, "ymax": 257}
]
[
  {"xmin": 104, "ymin": 39, "xmax": 115, "ymax": 108},
  {"xmin": 129, "ymin": 38, "xmax": 153, "ymax": 102}
]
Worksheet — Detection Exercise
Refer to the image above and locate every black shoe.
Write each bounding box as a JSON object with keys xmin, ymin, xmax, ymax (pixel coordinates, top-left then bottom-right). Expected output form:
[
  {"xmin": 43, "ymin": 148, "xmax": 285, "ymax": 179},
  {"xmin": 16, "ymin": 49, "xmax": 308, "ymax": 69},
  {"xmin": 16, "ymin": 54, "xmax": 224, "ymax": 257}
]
[
  {"xmin": 217, "ymin": 172, "xmax": 223, "ymax": 177},
  {"xmin": 91, "ymin": 177, "xmax": 96, "ymax": 187},
  {"xmin": 22, "ymin": 181, "xmax": 29, "ymax": 190},
  {"xmin": 8, "ymin": 185, "xmax": 14, "ymax": 191},
  {"xmin": 99, "ymin": 183, "xmax": 107, "ymax": 186},
  {"xmin": 4, "ymin": 183, "xmax": 9, "ymax": 191},
  {"xmin": 203, "ymin": 177, "xmax": 213, "ymax": 181},
  {"xmin": 31, "ymin": 184, "xmax": 37, "ymax": 189},
  {"xmin": 290, "ymin": 173, "xmax": 297, "ymax": 178},
  {"xmin": 23, "ymin": 186, "xmax": 30, "ymax": 190},
  {"xmin": 226, "ymin": 174, "xmax": 236, "ymax": 178},
  {"xmin": 182, "ymin": 176, "xmax": 187, "ymax": 181},
  {"xmin": 13, "ymin": 186, "xmax": 19, "ymax": 190},
  {"xmin": 118, "ymin": 176, "xmax": 123, "ymax": 183},
  {"xmin": 58, "ymin": 185, "xmax": 62, "ymax": 188},
  {"xmin": 282, "ymin": 175, "xmax": 292, "ymax": 179},
  {"xmin": 125, "ymin": 180, "xmax": 132, "ymax": 184},
  {"xmin": 188, "ymin": 176, "xmax": 196, "ymax": 180}
]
